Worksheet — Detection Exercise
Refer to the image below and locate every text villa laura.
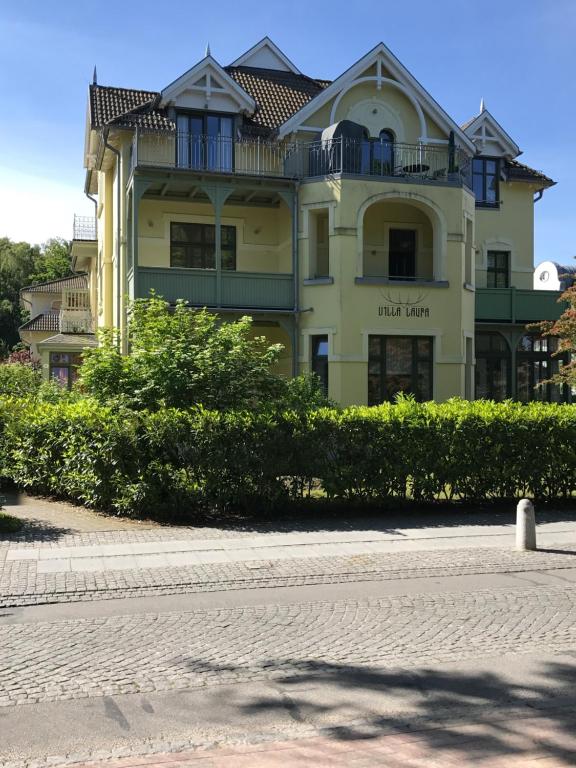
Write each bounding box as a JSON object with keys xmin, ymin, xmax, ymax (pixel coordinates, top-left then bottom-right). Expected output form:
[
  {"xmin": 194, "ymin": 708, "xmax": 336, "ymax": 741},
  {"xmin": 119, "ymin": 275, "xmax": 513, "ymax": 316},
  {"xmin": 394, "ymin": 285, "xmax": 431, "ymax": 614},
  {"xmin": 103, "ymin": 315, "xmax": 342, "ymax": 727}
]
[{"xmin": 379, "ymin": 304, "xmax": 430, "ymax": 317}]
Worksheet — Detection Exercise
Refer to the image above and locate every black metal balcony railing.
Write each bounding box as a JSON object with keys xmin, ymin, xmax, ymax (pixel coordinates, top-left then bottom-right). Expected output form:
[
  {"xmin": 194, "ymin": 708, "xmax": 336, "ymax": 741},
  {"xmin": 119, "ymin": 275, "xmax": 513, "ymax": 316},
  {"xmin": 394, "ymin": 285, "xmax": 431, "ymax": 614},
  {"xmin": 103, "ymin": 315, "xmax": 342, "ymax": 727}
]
[
  {"xmin": 303, "ymin": 138, "xmax": 470, "ymax": 182},
  {"xmin": 73, "ymin": 215, "xmax": 97, "ymax": 241},
  {"xmin": 132, "ymin": 132, "xmax": 470, "ymax": 185}
]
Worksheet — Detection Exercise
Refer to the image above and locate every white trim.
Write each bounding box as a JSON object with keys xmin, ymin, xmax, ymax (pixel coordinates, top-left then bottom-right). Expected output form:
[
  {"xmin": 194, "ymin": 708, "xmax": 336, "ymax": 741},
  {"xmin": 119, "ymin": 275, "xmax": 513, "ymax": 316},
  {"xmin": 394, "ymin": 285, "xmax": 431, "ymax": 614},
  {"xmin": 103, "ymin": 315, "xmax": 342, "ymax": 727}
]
[
  {"xmin": 329, "ymin": 76, "xmax": 427, "ymax": 140},
  {"xmin": 299, "ymin": 327, "xmax": 336, "ymax": 363},
  {"xmin": 230, "ymin": 37, "xmax": 301, "ymax": 74},
  {"xmin": 278, "ymin": 43, "xmax": 476, "ymax": 152},
  {"xmin": 462, "ymin": 109, "xmax": 520, "ymax": 159},
  {"xmin": 161, "ymin": 56, "xmax": 255, "ymax": 113}
]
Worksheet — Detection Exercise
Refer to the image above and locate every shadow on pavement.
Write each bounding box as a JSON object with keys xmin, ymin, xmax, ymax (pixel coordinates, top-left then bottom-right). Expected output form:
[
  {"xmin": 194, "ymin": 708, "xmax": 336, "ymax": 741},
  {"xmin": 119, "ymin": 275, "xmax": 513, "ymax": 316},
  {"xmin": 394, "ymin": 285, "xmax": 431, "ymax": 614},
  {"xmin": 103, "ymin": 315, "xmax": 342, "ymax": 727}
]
[{"xmin": 186, "ymin": 657, "xmax": 576, "ymax": 763}]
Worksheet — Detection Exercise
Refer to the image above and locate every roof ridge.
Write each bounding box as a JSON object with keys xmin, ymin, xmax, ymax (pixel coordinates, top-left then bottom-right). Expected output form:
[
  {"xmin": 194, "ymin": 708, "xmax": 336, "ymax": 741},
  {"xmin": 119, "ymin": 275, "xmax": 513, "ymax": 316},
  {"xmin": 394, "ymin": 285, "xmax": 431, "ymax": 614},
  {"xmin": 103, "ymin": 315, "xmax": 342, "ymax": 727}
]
[
  {"xmin": 20, "ymin": 274, "xmax": 87, "ymax": 293},
  {"xmin": 91, "ymin": 83, "xmax": 160, "ymax": 97}
]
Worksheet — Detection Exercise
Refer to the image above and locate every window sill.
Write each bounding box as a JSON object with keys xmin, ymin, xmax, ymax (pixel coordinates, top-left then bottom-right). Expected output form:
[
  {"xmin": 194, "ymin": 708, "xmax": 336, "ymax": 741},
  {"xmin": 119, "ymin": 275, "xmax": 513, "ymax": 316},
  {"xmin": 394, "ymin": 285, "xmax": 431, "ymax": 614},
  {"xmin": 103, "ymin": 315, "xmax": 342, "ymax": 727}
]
[
  {"xmin": 463, "ymin": 282, "xmax": 475, "ymax": 292},
  {"xmin": 355, "ymin": 277, "xmax": 449, "ymax": 288},
  {"xmin": 303, "ymin": 277, "xmax": 334, "ymax": 286},
  {"xmin": 475, "ymin": 202, "xmax": 501, "ymax": 210}
]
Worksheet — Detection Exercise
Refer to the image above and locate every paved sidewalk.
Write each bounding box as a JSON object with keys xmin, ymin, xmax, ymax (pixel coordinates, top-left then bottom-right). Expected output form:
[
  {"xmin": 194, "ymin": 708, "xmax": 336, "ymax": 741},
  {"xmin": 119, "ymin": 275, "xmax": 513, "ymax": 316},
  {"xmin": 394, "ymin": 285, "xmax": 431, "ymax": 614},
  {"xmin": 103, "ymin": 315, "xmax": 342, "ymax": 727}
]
[{"xmin": 68, "ymin": 716, "xmax": 576, "ymax": 767}]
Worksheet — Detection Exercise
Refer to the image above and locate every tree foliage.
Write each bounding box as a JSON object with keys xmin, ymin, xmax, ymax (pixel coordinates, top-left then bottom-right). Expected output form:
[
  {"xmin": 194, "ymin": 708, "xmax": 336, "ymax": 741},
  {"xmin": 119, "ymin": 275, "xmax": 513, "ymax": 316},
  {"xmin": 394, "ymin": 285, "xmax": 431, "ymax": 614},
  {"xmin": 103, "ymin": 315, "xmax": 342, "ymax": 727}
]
[
  {"xmin": 79, "ymin": 295, "xmax": 324, "ymax": 411},
  {"xmin": 532, "ymin": 284, "xmax": 576, "ymax": 387}
]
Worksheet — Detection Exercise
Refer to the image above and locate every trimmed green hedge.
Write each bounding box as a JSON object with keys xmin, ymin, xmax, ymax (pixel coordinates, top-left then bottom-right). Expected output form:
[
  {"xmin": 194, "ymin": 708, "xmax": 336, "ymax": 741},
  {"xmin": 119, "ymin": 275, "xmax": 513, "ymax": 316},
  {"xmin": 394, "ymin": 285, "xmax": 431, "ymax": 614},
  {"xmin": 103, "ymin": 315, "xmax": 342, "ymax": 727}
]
[{"xmin": 1, "ymin": 397, "xmax": 575, "ymax": 517}]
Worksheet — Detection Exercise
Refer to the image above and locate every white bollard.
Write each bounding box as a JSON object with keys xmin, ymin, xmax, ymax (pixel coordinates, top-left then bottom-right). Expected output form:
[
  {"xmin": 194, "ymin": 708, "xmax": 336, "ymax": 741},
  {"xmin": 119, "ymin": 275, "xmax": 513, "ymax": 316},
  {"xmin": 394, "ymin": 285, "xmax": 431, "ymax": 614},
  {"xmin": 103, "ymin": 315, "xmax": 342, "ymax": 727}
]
[{"xmin": 516, "ymin": 498, "xmax": 537, "ymax": 551}]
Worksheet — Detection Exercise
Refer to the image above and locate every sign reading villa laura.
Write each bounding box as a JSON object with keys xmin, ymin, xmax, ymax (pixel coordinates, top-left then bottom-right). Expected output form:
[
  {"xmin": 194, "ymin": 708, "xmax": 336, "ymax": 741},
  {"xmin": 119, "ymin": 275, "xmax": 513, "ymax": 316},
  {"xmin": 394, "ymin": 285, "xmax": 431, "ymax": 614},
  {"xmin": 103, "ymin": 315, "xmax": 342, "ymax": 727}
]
[
  {"xmin": 378, "ymin": 290, "xmax": 431, "ymax": 318},
  {"xmin": 378, "ymin": 305, "xmax": 430, "ymax": 318}
]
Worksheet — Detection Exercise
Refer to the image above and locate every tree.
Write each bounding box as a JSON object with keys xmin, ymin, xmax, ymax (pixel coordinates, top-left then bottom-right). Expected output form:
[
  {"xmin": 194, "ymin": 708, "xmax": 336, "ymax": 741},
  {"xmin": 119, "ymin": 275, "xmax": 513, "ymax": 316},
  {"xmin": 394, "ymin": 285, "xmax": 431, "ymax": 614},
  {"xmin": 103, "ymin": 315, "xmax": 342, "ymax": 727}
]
[
  {"xmin": 0, "ymin": 237, "xmax": 72, "ymax": 356},
  {"xmin": 79, "ymin": 296, "xmax": 293, "ymax": 411},
  {"xmin": 532, "ymin": 285, "xmax": 576, "ymax": 387},
  {"xmin": 29, "ymin": 238, "xmax": 72, "ymax": 284}
]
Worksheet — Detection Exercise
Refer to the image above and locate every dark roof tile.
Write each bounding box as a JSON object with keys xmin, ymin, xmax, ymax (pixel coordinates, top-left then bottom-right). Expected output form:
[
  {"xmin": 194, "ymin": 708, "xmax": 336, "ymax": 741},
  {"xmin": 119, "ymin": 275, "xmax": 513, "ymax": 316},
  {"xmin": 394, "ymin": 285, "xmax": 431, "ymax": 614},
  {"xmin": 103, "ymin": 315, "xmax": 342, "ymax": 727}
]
[
  {"xmin": 225, "ymin": 66, "xmax": 330, "ymax": 131},
  {"xmin": 19, "ymin": 312, "xmax": 60, "ymax": 333},
  {"xmin": 505, "ymin": 159, "xmax": 555, "ymax": 188},
  {"xmin": 22, "ymin": 274, "xmax": 88, "ymax": 294},
  {"xmin": 89, "ymin": 84, "xmax": 174, "ymax": 131}
]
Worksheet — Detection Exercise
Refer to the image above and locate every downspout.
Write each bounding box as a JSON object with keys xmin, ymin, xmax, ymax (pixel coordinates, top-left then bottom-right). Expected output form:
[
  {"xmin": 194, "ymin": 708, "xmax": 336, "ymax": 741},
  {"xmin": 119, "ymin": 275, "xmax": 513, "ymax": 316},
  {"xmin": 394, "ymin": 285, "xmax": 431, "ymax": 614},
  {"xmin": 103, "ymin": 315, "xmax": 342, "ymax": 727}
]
[
  {"xmin": 84, "ymin": 170, "xmax": 98, "ymax": 239},
  {"xmin": 103, "ymin": 129, "xmax": 122, "ymax": 348},
  {"xmin": 533, "ymin": 189, "xmax": 544, "ymax": 203},
  {"xmin": 292, "ymin": 182, "xmax": 300, "ymax": 378}
]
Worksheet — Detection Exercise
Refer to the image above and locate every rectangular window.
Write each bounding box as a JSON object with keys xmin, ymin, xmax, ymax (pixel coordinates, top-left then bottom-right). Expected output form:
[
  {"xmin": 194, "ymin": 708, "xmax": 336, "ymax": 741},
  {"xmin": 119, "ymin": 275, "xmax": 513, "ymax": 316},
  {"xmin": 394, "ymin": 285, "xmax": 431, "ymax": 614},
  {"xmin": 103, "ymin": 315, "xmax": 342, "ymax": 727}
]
[
  {"xmin": 486, "ymin": 250, "xmax": 509, "ymax": 288},
  {"xmin": 311, "ymin": 335, "xmax": 329, "ymax": 394},
  {"xmin": 389, "ymin": 229, "xmax": 417, "ymax": 279},
  {"xmin": 49, "ymin": 352, "xmax": 82, "ymax": 390},
  {"xmin": 368, "ymin": 335, "xmax": 433, "ymax": 405},
  {"xmin": 310, "ymin": 210, "xmax": 330, "ymax": 278},
  {"xmin": 170, "ymin": 223, "xmax": 236, "ymax": 270},
  {"xmin": 472, "ymin": 157, "xmax": 499, "ymax": 207},
  {"xmin": 176, "ymin": 113, "xmax": 234, "ymax": 171}
]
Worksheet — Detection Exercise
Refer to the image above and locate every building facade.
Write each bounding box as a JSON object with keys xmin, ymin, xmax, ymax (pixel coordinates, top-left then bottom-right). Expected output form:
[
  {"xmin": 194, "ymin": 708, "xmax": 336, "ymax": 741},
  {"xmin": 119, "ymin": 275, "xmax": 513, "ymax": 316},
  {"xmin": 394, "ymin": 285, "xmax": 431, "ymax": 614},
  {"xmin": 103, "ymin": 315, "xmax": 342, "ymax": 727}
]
[{"xmin": 32, "ymin": 37, "xmax": 568, "ymax": 402}]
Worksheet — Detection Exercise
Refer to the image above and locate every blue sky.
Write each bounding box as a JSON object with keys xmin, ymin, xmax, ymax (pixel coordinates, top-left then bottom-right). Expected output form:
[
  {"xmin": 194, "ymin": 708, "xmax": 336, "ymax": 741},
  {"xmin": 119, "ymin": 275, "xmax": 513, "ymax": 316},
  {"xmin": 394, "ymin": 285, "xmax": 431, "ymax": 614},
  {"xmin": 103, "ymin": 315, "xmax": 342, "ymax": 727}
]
[{"xmin": 0, "ymin": 0, "xmax": 574, "ymax": 265}]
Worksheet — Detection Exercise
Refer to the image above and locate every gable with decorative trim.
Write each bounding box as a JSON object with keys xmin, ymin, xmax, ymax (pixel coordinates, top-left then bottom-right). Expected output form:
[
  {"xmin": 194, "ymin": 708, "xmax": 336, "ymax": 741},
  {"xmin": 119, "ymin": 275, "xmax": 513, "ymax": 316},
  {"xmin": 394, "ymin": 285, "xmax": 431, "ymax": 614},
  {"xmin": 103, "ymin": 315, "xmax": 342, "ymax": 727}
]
[{"xmin": 161, "ymin": 56, "xmax": 256, "ymax": 114}]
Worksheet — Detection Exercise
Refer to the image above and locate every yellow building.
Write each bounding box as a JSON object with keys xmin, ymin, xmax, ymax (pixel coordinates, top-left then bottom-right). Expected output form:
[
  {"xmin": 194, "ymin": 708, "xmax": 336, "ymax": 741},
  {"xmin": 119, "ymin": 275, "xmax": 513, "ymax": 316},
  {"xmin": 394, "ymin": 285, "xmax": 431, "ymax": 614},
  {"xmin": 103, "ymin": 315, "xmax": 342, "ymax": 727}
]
[{"xmin": 40, "ymin": 37, "xmax": 567, "ymax": 402}]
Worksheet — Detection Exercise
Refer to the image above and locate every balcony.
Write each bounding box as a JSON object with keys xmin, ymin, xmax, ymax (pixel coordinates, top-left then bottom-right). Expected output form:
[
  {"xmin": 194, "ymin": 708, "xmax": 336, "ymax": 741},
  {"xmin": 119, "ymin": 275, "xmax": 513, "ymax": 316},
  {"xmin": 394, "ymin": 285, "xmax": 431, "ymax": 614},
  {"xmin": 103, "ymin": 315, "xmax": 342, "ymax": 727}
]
[
  {"xmin": 73, "ymin": 215, "xmax": 96, "ymax": 241},
  {"xmin": 137, "ymin": 267, "xmax": 294, "ymax": 311},
  {"xmin": 475, "ymin": 288, "xmax": 565, "ymax": 324},
  {"xmin": 131, "ymin": 131, "xmax": 470, "ymax": 186},
  {"xmin": 59, "ymin": 288, "xmax": 92, "ymax": 333}
]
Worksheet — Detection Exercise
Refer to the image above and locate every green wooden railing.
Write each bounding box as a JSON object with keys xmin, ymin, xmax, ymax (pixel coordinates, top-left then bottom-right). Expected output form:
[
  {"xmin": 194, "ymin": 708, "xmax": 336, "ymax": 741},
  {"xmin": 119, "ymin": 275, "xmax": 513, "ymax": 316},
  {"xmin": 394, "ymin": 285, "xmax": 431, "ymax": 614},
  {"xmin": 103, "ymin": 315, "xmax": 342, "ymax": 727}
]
[
  {"xmin": 475, "ymin": 288, "xmax": 565, "ymax": 323},
  {"xmin": 137, "ymin": 267, "xmax": 294, "ymax": 310}
]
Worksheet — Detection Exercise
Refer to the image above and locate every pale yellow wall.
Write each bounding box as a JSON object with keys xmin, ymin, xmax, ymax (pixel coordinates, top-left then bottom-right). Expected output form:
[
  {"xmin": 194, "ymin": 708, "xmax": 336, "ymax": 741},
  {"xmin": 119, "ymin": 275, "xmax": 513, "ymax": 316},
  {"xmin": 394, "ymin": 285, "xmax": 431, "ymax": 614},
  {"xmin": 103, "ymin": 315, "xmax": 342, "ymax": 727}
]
[
  {"xmin": 298, "ymin": 178, "xmax": 476, "ymax": 405},
  {"xmin": 474, "ymin": 181, "xmax": 536, "ymax": 289},
  {"xmin": 137, "ymin": 199, "xmax": 292, "ymax": 274},
  {"xmin": 363, "ymin": 202, "xmax": 433, "ymax": 279}
]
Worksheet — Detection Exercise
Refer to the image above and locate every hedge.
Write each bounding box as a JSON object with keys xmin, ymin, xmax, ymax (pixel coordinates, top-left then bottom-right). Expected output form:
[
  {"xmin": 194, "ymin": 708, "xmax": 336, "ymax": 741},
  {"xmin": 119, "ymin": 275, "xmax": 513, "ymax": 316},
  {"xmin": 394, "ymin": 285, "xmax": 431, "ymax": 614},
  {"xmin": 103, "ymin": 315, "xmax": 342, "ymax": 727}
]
[{"xmin": 1, "ymin": 396, "xmax": 575, "ymax": 518}]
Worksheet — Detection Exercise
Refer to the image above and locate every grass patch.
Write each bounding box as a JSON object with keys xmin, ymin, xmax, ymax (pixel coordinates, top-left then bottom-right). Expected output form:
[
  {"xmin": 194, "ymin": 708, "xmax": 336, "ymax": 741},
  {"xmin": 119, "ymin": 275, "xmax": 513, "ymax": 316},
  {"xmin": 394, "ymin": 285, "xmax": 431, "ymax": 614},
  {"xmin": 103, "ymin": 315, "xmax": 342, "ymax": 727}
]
[{"xmin": 0, "ymin": 511, "xmax": 23, "ymax": 533}]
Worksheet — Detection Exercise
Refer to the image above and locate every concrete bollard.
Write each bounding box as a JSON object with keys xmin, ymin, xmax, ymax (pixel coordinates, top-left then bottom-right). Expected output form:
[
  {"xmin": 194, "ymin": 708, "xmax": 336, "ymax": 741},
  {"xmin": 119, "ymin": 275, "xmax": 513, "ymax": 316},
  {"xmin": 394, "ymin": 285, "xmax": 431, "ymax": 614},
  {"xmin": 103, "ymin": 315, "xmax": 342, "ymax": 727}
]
[{"xmin": 516, "ymin": 498, "xmax": 537, "ymax": 551}]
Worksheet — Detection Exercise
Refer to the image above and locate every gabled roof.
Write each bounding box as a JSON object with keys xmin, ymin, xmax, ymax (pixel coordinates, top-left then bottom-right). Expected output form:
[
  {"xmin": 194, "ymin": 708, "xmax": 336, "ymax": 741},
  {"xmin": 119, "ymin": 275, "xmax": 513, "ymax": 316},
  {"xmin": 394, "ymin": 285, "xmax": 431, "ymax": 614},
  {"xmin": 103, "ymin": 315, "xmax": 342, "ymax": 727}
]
[
  {"xmin": 89, "ymin": 85, "xmax": 173, "ymax": 131},
  {"xmin": 230, "ymin": 37, "xmax": 302, "ymax": 74},
  {"xmin": 277, "ymin": 42, "xmax": 476, "ymax": 151},
  {"xmin": 161, "ymin": 55, "xmax": 256, "ymax": 114},
  {"xmin": 226, "ymin": 67, "xmax": 330, "ymax": 131},
  {"xmin": 461, "ymin": 108, "xmax": 520, "ymax": 159},
  {"xmin": 19, "ymin": 312, "xmax": 60, "ymax": 333},
  {"xmin": 21, "ymin": 274, "xmax": 88, "ymax": 295}
]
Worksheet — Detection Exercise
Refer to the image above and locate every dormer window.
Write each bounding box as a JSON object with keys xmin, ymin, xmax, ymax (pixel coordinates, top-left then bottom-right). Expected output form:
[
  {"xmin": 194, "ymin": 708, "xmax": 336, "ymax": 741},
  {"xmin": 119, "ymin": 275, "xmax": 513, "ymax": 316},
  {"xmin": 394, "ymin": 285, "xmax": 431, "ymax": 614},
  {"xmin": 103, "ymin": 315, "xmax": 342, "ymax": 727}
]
[
  {"xmin": 472, "ymin": 157, "xmax": 499, "ymax": 208},
  {"xmin": 176, "ymin": 113, "xmax": 234, "ymax": 172}
]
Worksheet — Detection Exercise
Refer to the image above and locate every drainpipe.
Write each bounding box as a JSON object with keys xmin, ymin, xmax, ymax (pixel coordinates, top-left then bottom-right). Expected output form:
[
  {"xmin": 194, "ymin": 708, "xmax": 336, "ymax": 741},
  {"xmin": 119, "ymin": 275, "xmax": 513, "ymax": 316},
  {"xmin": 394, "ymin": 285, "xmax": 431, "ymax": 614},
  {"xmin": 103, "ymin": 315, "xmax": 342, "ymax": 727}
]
[
  {"xmin": 292, "ymin": 182, "xmax": 300, "ymax": 378},
  {"xmin": 534, "ymin": 189, "xmax": 544, "ymax": 203},
  {"xmin": 84, "ymin": 170, "xmax": 98, "ymax": 235},
  {"xmin": 103, "ymin": 129, "xmax": 122, "ymax": 348}
]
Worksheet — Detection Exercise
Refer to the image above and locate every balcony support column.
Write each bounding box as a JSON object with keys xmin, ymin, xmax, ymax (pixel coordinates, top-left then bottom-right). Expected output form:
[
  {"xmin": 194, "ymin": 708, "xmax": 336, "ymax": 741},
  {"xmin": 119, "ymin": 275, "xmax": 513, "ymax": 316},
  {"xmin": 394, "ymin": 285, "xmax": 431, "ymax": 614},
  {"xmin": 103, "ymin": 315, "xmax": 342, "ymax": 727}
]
[
  {"xmin": 278, "ymin": 187, "xmax": 298, "ymax": 377},
  {"xmin": 201, "ymin": 185, "xmax": 234, "ymax": 307}
]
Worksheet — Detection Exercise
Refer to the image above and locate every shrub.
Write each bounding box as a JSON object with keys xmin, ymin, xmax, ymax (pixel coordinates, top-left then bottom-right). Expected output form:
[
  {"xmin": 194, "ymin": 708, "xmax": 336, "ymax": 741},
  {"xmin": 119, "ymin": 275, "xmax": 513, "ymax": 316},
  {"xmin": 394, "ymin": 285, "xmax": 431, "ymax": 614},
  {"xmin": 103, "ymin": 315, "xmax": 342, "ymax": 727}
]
[
  {"xmin": 0, "ymin": 362, "xmax": 42, "ymax": 397},
  {"xmin": 1, "ymin": 397, "xmax": 575, "ymax": 518}
]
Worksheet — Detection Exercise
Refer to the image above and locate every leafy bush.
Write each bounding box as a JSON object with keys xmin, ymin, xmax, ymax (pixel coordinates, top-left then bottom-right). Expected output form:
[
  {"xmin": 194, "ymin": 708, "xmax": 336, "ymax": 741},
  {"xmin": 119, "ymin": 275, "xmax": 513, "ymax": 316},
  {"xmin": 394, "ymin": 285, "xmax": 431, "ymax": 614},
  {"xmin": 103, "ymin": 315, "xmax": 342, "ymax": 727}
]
[
  {"xmin": 0, "ymin": 362, "xmax": 42, "ymax": 397},
  {"xmin": 1, "ymin": 397, "xmax": 576, "ymax": 518}
]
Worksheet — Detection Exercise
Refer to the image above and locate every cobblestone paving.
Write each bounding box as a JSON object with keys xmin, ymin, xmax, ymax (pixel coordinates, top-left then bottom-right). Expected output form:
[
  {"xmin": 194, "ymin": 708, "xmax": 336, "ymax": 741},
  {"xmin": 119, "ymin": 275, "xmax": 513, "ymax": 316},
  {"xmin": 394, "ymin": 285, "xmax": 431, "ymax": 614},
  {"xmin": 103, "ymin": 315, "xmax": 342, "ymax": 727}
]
[
  {"xmin": 2, "ymin": 545, "xmax": 576, "ymax": 607},
  {"xmin": 2, "ymin": 584, "xmax": 576, "ymax": 708}
]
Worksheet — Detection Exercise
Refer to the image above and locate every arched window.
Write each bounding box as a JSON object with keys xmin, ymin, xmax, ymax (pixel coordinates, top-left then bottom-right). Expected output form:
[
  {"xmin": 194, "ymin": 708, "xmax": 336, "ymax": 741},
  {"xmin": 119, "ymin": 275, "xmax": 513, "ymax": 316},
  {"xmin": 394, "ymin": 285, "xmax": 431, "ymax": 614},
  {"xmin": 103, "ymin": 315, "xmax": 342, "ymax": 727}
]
[
  {"xmin": 475, "ymin": 331, "xmax": 510, "ymax": 400},
  {"xmin": 516, "ymin": 335, "xmax": 570, "ymax": 403}
]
